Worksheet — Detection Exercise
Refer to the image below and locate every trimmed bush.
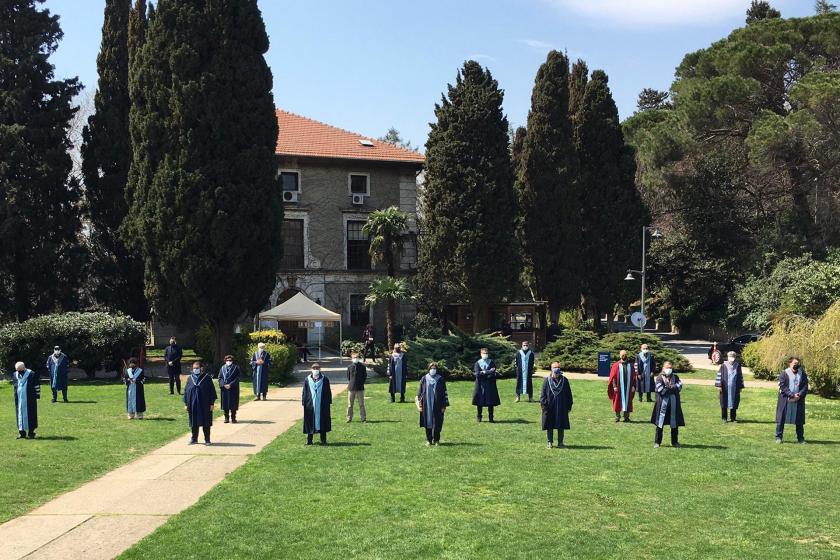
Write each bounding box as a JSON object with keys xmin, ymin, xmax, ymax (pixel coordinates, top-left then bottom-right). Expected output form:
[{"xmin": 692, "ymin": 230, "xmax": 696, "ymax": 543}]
[
  {"xmin": 374, "ymin": 328, "xmax": 517, "ymax": 381},
  {"xmin": 0, "ymin": 312, "xmax": 146, "ymax": 377},
  {"xmin": 537, "ymin": 329, "xmax": 692, "ymax": 372},
  {"xmin": 248, "ymin": 329, "xmax": 287, "ymax": 344}
]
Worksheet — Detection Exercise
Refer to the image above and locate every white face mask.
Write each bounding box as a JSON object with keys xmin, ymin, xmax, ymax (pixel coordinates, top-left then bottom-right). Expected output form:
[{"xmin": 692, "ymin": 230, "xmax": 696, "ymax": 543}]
[
  {"xmin": 192, "ymin": 368, "xmax": 201, "ymax": 375},
  {"xmin": 641, "ymin": 349, "xmax": 648, "ymax": 355},
  {"xmin": 54, "ymin": 350, "xmax": 61, "ymax": 356},
  {"xmin": 728, "ymin": 357, "xmax": 736, "ymax": 363},
  {"xmin": 312, "ymin": 370, "xmax": 321, "ymax": 378},
  {"xmin": 429, "ymin": 368, "xmax": 437, "ymax": 376},
  {"xmin": 225, "ymin": 361, "xmax": 233, "ymax": 367},
  {"xmin": 523, "ymin": 346, "xmax": 529, "ymax": 352},
  {"xmin": 352, "ymin": 358, "xmax": 360, "ymax": 364},
  {"xmin": 664, "ymin": 368, "xmax": 673, "ymax": 375},
  {"xmin": 481, "ymin": 354, "xmax": 489, "ymax": 360}
]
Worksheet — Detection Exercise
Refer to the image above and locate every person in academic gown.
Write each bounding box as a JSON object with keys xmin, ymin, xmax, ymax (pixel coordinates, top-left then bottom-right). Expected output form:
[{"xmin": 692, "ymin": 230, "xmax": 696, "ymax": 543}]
[
  {"xmin": 124, "ymin": 358, "xmax": 146, "ymax": 420},
  {"xmin": 362, "ymin": 323, "xmax": 376, "ymax": 362},
  {"xmin": 473, "ymin": 347, "xmax": 501, "ymax": 422},
  {"xmin": 164, "ymin": 337, "xmax": 183, "ymax": 395},
  {"xmin": 12, "ymin": 362, "xmax": 40, "ymax": 439},
  {"xmin": 514, "ymin": 340, "xmax": 535, "ymax": 402},
  {"xmin": 635, "ymin": 344, "xmax": 656, "ymax": 402},
  {"xmin": 217, "ymin": 354, "xmax": 241, "ymax": 424},
  {"xmin": 416, "ymin": 362, "xmax": 448, "ymax": 446},
  {"xmin": 46, "ymin": 346, "xmax": 69, "ymax": 403},
  {"xmin": 250, "ymin": 342, "xmax": 271, "ymax": 400},
  {"xmin": 715, "ymin": 351, "xmax": 745, "ymax": 423},
  {"xmin": 302, "ymin": 363, "xmax": 332, "ymax": 445},
  {"xmin": 608, "ymin": 350, "xmax": 637, "ymax": 422},
  {"xmin": 388, "ymin": 343, "xmax": 408, "ymax": 403},
  {"xmin": 183, "ymin": 361, "xmax": 217, "ymax": 445},
  {"xmin": 540, "ymin": 362, "xmax": 573, "ymax": 449},
  {"xmin": 651, "ymin": 361, "xmax": 684, "ymax": 448},
  {"xmin": 775, "ymin": 356, "xmax": 808, "ymax": 444},
  {"xmin": 346, "ymin": 352, "xmax": 367, "ymax": 422}
]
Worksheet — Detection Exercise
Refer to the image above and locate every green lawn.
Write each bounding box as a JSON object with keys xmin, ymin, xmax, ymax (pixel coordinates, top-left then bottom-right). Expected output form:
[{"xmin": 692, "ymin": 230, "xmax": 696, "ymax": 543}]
[
  {"xmin": 0, "ymin": 379, "xmax": 215, "ymax": 523},
  {"xmin": 121, "ymin": 378, "xmax": 840, "ymax": 560}
]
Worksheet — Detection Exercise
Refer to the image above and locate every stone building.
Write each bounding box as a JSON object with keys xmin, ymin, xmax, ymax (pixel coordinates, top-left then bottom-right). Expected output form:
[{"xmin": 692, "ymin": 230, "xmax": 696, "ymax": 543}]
[{"xmin": 265, "ymin": 110, "xmax": 424, "ymax": 347}]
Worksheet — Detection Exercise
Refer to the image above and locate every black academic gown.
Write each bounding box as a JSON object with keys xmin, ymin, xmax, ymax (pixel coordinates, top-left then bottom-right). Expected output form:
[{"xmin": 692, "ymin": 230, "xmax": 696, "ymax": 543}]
[
  {"xmin": 184, "ymin": 372, "xmax": 217, "ymax": 428},
  {"xmin": 217, "ymin": 364, "xmax": 241, "ymax": 411},
  {"xmin": 417, "ymin": 374, "xmax": 449, "ymax": 430},
  {"xmin": 715, "ymin": 363, "xmax": 745, "ymax": 410},
  {"xmin": 515, "ymin": 350, "xmax": 535, "ymax": 396},
  {"xmin": 650, "ymin": 374, "xmax": 685, "ymax": 427},
  {"xmin": 124, "ymin": 368, "xmax": 147, "ymax": 413},
  {"xmin": 775, "ymin": 369, "xmax": 808, "ymax": 426},
  {"xmin": 635, "ymin": 353, "xmax": 657, "ymax": 394},
  {"xmin": 13, "ymin": 369, "xmax": 40, "ymax": 431},
  {"xmin": 472, "ymin": 359, "xmax": 501, "ymax": 407},
  {"xmin": 540, "ymin": 375, "xmax": 573, "ymax": 431},
  {"xmin": 302, "ymin": 375, "xmax": 332, "ymax": 434}
]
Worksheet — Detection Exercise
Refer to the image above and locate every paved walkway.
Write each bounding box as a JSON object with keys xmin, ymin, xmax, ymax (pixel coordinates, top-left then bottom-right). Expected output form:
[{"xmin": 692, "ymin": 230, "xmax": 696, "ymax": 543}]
[{"xmin": 0, "ymin": 357, "xmax": 348, "ymax": 560}]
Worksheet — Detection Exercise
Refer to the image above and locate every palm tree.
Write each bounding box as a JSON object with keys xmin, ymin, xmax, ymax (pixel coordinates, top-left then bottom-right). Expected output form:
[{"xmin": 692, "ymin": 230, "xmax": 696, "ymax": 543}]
[
  {"xmin": 362, "ymin": 206, "xmax": 410, "ymax": 277},
  {"xmin": 365, "ymin": 277, "xmax": 413, "ymax": 349}
]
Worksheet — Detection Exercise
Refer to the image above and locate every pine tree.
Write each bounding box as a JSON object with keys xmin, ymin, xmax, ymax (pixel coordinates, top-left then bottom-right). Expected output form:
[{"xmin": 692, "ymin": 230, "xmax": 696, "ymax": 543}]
[
  {"xmin": 81, "ymin": 0, "xmax": 147, "ymax": 320},
  {"xmin": 125, "ymin": 0, "xmax": 283, "ymax": 361},
  {"xmin": 575, "ymin": 70, "xmax": 646, "ymax": 331},
  {"xmin": 0, "ymin": 0, "xmax": 84, "ymax": 321},
  {"xmin": 516, "ymin": 50, "xmax": 579, "ymax": 322},
  {"xmin": 815, "ymin": 0, "xmax": 837, "ymax": 15},
  {"xmin": 417, "ymin": 61, "xmax": 519, "ymax": 330},
  {"xmin": 746, "ymin": 1, "xmax": 781, "ymax": 24}
]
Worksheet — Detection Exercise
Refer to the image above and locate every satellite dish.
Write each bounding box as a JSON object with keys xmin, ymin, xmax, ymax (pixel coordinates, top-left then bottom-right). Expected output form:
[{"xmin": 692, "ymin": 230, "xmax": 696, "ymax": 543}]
[{"xmin": 630, "ymin": 312, "xmax": 647, "ymax": 328}]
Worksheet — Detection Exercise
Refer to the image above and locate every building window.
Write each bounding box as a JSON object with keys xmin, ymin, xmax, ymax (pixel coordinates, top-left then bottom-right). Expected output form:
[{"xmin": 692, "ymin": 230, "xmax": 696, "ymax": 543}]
[
  {"xmin": 349, "ymin": 294, "xmax": 369, "ymax": 327},
  {"xmin": 349, "ymin": 174, "xmax": 369, "ymax": 195},
  {"xmin": 280, "ymin": 219, "xmax": 304, "ymax": 269},
  {"xmin": 280, "ymin": 171, "xmax": 300, "ymax": 192},
  {"xmin": 346, "ymin": 220, "xmax": 371, "ymax": 270}
]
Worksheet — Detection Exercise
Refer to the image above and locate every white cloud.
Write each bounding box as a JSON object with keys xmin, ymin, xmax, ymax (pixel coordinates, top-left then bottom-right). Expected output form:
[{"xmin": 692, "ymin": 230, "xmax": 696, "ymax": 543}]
[
  {"xmin": 549, "ymin": 0, "xmax": 748, "ymax": 26},
  {"xmin": 517, "ymin": 38, "xmax": 556, "ymax": 52},
  {"xmin": 467, "ymin": 53, "xmax": 497, "ymax": 62}
]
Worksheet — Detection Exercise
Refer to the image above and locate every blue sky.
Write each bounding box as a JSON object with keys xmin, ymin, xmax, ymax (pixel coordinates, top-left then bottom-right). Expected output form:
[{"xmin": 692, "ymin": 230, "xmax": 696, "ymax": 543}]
[{"xmin": 45, "ymin": 0, "xmax": 814, "ymax": 149}]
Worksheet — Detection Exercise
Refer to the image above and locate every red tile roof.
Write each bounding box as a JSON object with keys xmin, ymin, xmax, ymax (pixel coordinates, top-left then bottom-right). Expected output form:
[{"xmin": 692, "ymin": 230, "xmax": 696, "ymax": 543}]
[{"xmin": 275, "ymin": 109, "xmax": 425, "ymax": 165}]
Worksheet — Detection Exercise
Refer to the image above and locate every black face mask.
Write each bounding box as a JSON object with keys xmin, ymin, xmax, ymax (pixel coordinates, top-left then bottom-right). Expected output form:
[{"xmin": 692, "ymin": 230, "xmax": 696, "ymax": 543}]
[{"xmin": 792, "ymin": 364, "xmax": 800, "ymax": 372}]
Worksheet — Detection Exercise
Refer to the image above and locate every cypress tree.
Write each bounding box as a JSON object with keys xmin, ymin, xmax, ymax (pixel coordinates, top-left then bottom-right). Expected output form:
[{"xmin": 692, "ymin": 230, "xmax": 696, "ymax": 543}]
[
  {"xmin": 127, "ymin": 0, "xmax": 146, "ymax": 75},
  {"xmin": 516, "ymin": 50, "xmax": 579, "ymax": 321},
  {"xmin": 568, "ymin": 59, "xmax": 589, "ymax": 118},
  {"xmin": 125, "ymin": 0, "xmax": 282, "ymax": 361},
  {"xmin": 0, "ymin": 0, "xmax": 84, "ymax": 320},
  {"xmin": 81, "ymin": 0, "xmax": 147, "ymax": 320},
  {"xmin": 575, "ymin": 70, "xmax": 646, "ymax": 331},
  {"xmin": 417, "ymin": 61, "xmax": 519, "ymax": 330}
]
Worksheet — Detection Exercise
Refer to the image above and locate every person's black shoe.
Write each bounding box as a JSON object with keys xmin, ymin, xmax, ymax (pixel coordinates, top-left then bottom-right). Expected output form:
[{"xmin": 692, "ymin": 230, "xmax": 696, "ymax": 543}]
[
  {"xmin": 623, "ymin": 417, "xmax": 631, "ymax": 423},
  {"xmin": 169, "ymin": 391, "xmax": 174, "ymax": 395},
  {"xmin": 615, "ymin": 417, "xmax": 620, "ymax": 423},
  {"xmin": 477, "ymin": 416, "xmax": 482, "ymax": 423},
  {"xmin": 305, "ymin": 441, "xmax": 312, "ymax": 446},
  {"xmin": 63, "ymin": 399, "xmax": 69, "ymax": 403},
  {"xmin": 17, "ymin": 433, "xmax": 26, "ymax": 439},
  {"xmin": 489, "ymin": 418, "xmax": 495, "ymax": 423},
  {"xmin": 51, "ymin": 398, "xmax": 57, "ymax": 403},
  {"xmin": 224, "ymin": 417, "xmax": 230, "ymax": 423},
  {"xmin": 28, "ymin": 433, "xmax": 36, "ymax": 439}
]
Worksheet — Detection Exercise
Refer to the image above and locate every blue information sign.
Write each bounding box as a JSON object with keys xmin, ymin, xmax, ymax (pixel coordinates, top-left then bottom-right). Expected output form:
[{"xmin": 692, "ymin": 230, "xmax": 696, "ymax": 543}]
[{"xmin": 597, "ymin": 352, "xmax": 611, "ymax": 377}]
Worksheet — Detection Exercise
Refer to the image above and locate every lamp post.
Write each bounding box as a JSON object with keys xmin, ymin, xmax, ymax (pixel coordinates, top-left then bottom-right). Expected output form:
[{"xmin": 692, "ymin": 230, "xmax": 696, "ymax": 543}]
[{"xmin": 625, "ymin": 226, "xmax": 662, "ymax": 332}]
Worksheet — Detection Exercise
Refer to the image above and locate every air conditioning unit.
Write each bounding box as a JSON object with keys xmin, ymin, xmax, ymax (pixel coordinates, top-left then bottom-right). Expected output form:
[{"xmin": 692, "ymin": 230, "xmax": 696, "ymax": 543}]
[
  {"xmin": 283, "ymin": 191, "xmax": 299, "ymax": 203},
  {"xmin": 351, "ymin": 193, "xmax": 366, "ymax": 205}
]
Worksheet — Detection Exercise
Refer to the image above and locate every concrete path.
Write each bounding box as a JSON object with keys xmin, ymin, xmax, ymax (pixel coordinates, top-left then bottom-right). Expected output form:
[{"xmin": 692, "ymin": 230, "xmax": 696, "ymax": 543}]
[{"xmin": 0, "ymin": 358, "xmax": 347, "ymax": 560}]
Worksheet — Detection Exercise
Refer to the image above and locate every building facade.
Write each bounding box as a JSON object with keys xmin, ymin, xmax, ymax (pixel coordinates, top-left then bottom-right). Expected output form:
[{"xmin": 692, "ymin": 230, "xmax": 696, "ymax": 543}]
[{"xmin": 266, "ymin": 110, "xmax": 424, "ymax": 346}]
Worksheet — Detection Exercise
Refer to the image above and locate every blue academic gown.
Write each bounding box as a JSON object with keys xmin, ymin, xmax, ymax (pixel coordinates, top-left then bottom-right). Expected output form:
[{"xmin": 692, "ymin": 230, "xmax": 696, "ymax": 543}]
[
  {"xmin": 388, "ymin": 353, "xmax": 408, "ymax": 395},
  {"xmin": 515, "ymin": 350, "xmax": 535, "ymax": 397},
  {"xmin": 302, "ymin": 375, "xmax": 332, "ymax": 434},
  {"xmin": 124, "ymin": 367, "xmax": 147, "ymax": 414},
  {"xmin": 184, "ymin": 372, "xmax": 217, "ymax": 428},
  {"xmin": 46, "ymin": 353, "xmax": 69, "ymax": 391},
  {"xmin": 13, "ymin": 369, "xmax": 40, "ymax": 433},
  {"xmin": 250, "ymin": 350, "xmax": 271, "ymax": 395},
  {"xmin": 218, "ymin": 364, "xmax": 241, "ymax": 411}
]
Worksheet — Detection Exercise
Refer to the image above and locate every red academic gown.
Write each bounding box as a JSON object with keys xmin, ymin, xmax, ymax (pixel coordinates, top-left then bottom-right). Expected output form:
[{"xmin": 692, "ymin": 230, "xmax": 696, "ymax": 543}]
[{"xmin": 607, "ymin": 361, "xmax": 637, "ymax": 413}]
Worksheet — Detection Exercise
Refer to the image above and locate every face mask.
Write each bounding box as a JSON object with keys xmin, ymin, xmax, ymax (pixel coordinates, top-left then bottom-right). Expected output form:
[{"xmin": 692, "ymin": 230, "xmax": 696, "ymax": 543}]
[
  {"xmin": 792, "ymin": 364, "xmax": 800, "ymax": 372},
  {"xmin": 641, "ymin": 350, "xmax": 648, "ymax": 356},
  {"xmin": 552, "ymin": 368, "xmax": 562, "ymax": 376},
  {"xmin": 54, "ymin": 350, "xmax": 61, "ymax": 356},
  {"xmin": 728, "ymin": 357, "xmax": 735, "ymax": 363},
  {"xmin": 481, "ymin": 354, "xmax": 489, "ymax": 360},
  {"xmin": 192, "ymin": 368, "xmax": 201, "ymax": 375},
  {"xmin": 393, "ymin": 349, "xmax": 401, "ymax": 354},
  {"xmin": 225, "ymin": 361, "xmax": 233, "ymax": 367},
  {"xmin": 312, "ymin": 370, "xmax": 321, "ymax": 377},
  {"xmin": 352, "ymin": 358, "xmax": 360, "ymax": 364},
  {"xmin": 620, "ymin": 356, "xmax": 628, "ymax": 362},
  {"xmin": 523, "ymin": 346, "xmax": 529, "ymax": 352},
  {"xmin": 664, "ymin": 368, "xmax": 673, "ymax": 375},
  {"xmin": 429, "ymin": 369, "xmax": 437, "ymax": 376}
]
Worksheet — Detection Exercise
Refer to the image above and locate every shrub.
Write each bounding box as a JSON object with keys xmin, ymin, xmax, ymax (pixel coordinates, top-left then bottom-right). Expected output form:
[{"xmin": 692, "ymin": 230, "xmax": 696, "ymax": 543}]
[
  {"xmin": 373, "ymin": 328, "xmax": 517, "ymax": 381},
  {"xmin": 0, "ymin": 312, "xmax": 146, "ymax": 377},
  {"xmin": 537, "ymin": 329, "xmax": 692, "ymax": 372},
  {"xmin": 556, "ymin": 308, "xmax": 581, "ymax": 330},
  {"xmin": 403, "ymin": 312, "xmax": 442, "ymax": 339},
  {"xmin": 248, "ymin": 329, "xmax": 287, "ymax": 344},
  {"xmin": 340, "ymin": 339, "xmax": 386, "ymax": 359}
]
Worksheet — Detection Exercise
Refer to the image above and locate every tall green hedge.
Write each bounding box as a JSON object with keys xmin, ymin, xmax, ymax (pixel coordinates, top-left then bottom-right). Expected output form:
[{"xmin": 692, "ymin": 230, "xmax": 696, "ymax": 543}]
[
  {"xmin": 0, "ymin": 312, "xmax": 146, "ymax": 377},
  {"xmin": 537, "ymin": 330, "xmax": 692, "ymax": 372}
]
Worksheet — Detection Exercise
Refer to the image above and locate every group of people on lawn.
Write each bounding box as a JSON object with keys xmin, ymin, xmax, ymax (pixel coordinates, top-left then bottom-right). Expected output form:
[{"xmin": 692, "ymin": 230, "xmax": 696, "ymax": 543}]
[{"xmin": 8, "ymin": 339, "xmax": 810, "ymax": 448}]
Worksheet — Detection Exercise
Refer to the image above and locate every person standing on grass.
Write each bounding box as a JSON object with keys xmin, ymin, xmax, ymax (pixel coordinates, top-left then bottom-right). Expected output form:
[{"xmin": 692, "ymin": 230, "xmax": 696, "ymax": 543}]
[
  {"xmin": 635, "ymin": 343, "xmax": 656, "ymax": 403},
  {"xmin": 302, "ymin": 363, "xmax": 332, "ymax": 445},
  {"xmin": 417, "ymin": 362, "xmax": 448, "ymax": 446},
  {"xmin": 46, "ymin": 346, "xmax": 69, "ymax": 403},
  {"xmin": 12, "ymin": 362, "xmax": 39, "ymax": 439},
  {"xmin": 124, "ymin": 358, "xmax": 146, "ymax": 420},
  {"xmin": 651, "ymin": 361, "xmax": 684, "ymax": 448},
  {"xmin": 775, "ymin": 356, "xmax": 808, "ymax": 444},
  {"xmin": 363, "ymin": 323, "xmax": 376, "ymax": 363},
  {"xmin": 251, "ymin": 342, "xmax": 271, "ymax": 401},
  {"xmin": 608, "ymin": 350, "xmax": 637, "ymax": 422},
  {"xmin": 716, "ymin": 351, "xmax": 744, "ymax": 423},
  {"xmin": 514, "ymin": 340, "xmax": 535, "ymax": 403},
  {"xmin": 184, "ymin": 361, "xmax": 217, "ymax": 445},
  {"xmin": 388, "ymin": 343, "xmax": 408, "ymax": 403},
  {"xmin": 540, "ymin": 362, "xmax": 573, "ymax": 449},
  {"xmin": 473, "ymin": 347, "xmax": 501, "ymax": 423},
  {"xmin": 164, "ymin": 337, "xmax": 183, "ymax": 395},
  {"xmin": 218, "ymin": 355, "xmax": 241, "ymax": 424},
  {"xmin": 346, "ymin": 352, "xmax": 367, "ymax": 423}
]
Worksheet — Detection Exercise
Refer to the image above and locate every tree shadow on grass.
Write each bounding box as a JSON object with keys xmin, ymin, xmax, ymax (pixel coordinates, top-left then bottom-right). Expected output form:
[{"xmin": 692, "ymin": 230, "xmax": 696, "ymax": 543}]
[
  {"xmin": 65, "ymin": 401, "xmax": 98, "ymax": 404},
  {"xmin": 324, "ymin": 442, "xmax": 371, "ymax": 447},
  {"xmin": 733, "ymin": 420, "xmax": 775, "ymax": 425},
  {"xmin": 362, "ymin": 420, "xmax": 400, "ymax": 424},
  {"xmin": 677, "ymin": 444, "xmax": 727, "ymax": 450},
  {"xmin": 142, "ymin": 417, "xmax": 177, "ymax": 422},
  {"xmin": 562, "ymin": 444, "xmax": 615, "ymax": 450},
  {"xmin": 805, "ymin": 440, "xmax": 840, "ymax": 445},
  {"xmin": 437, "ymin": 442, "xmax": 484, "ymax": 447},
  {"xmin": 34, "ymin": 436, "xmax": 78, "ymax": 441},
  {"xmin": 492, "ymin": 419, "xmax": 534, "ymax": 424}
]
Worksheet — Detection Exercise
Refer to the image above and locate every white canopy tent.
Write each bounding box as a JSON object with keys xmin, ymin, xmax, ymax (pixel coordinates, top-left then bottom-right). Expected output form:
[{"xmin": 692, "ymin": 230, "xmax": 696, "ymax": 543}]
[{"xmin": 257, "ymin": 292, "xmax": 342, "ymax": 361}]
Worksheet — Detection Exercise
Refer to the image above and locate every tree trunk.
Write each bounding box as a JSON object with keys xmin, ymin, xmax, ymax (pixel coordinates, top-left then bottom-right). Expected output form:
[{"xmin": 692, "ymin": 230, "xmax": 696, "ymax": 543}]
[
  {"xmin": 439, "ymin": 306, "xmax": 448, "ymax": 336},
  {"xmin": 210, "ymin": 317, "xmax": 234, "ymax": 370},
  {"xmin": 386, "ymin": 299, "xmax": 396, "ymax": 349},
  {"xmin": 578, "ymin": 293, "xmax": 588, "ymax": 323},
  {"xmin": 591, "ymin": 300, "xmax": 603, "ymax": 334},
  {"xmin": 605, "ymin": 302, "xmax": 615, "ymax": 332},
  {"xmin": 472, "ymin": 303, "xmax": 490, "ymax": 333},
  {"xmin": 548, "ymin": 302, "xmax": 561, "ymax": 326}
]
